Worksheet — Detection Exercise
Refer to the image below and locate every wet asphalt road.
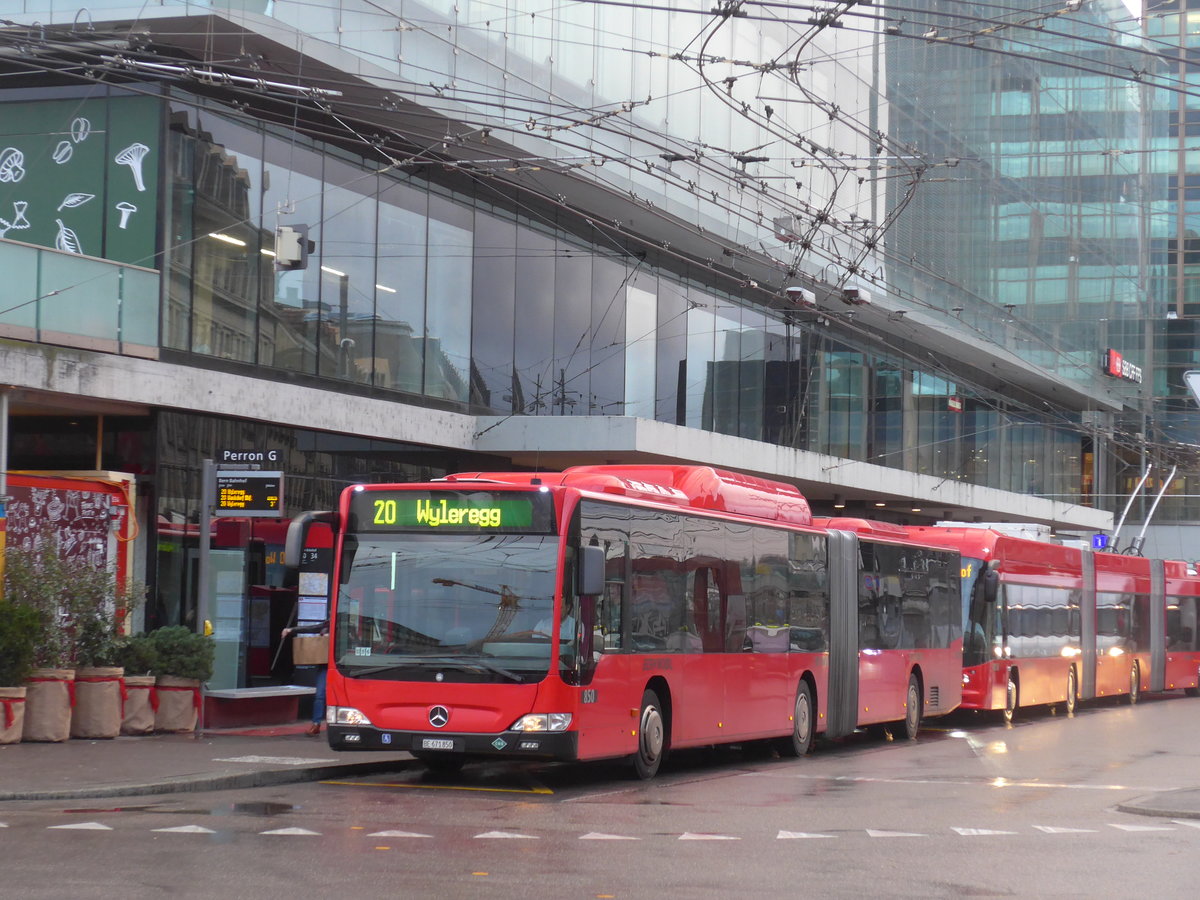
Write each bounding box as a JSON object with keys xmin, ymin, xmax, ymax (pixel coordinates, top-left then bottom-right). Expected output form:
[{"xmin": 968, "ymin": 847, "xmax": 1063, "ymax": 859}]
[{"xmin": 3, "ymin": 694, "xmax": 1200, "ymax": 899}]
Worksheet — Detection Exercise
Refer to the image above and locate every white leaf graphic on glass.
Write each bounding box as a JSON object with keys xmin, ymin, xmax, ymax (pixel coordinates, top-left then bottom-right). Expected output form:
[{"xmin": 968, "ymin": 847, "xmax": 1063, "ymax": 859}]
[
  {"xmin": 114, "ymin": 142, "xmax": 150, "ymax": 192},
  {"xmin": 71, "ymin": 118, "xmax": 92, "ymax": 144},
  {"xmin": 57, "ymin": 193, "xmax": 95, "ymax": 211},
  {"xmin": 55, "ymin": 218, "xmax": 83, "ymax": 255},
  {"xmin": 52, "ymin": 141, "xmax": 73, "ymax": 165}
]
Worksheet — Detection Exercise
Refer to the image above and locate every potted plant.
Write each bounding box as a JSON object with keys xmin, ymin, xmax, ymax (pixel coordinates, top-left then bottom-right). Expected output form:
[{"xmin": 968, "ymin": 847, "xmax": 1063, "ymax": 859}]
[
  {"xmin": 0, "ymin": 599, "xmax": 41, "ymax": 744},
  {"xmin": 112, "ymin": 634, "xmax": 160, "ymax": 735},
  {"xmin": 70, "ymin": 605, "xmax": 129, "ymax": 740},
  {"xmin": 149, "ymin": 626, "xmax": 214, "ymax": 733},
  {"xmin": 4, "ymin": 526, "xmax": 142, "ymax": 741}
]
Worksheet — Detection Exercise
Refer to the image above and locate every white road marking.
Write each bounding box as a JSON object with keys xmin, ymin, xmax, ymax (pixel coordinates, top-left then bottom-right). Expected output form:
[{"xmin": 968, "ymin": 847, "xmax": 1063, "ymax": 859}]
[
  {"xmin": 579, "ymin": 832, "xmax": 640, "ymax": 840},
  {"xmin": 260, "ymin": 827, "xmax": 321, "ymax": 836},
  {"xmin": 951, "ymin": 827, "xmax": 1018, "ymax": 836},
  {"xmin": 153, "ymin": 825, "xmax": 216, "ymax": 834},
  {"xmin": 48, "ymin": 822, "xmax": 112, "ymax": 831},
  {"xmin": 747, "ymin": 772, "xmax": 1175, "ymax": 793},
  {"xmin": 1033, "ymin": 826, "xmax": 1097, "ymax": 834},
  {"xmin": 777, "ymin": 830, "xmax": 835, "ymax": 839},
  {"xmin": 1108, "ymin": 823, "xmax": 1174, "ymax": 832},
  {"xmin": 475, "ymin": 830, "xmax": 538, "ymax": 839},
  {"xmin": 367, "ymin": 830, "xmax": 433, "ymax": 838},
  {"xmin": 1171, "ymin": 820, "xmax": 1200, "ymax": 829},
  {"xmin": 213, "ymin": 755, "xmax": 334, "ymax": 766},
  {"xmin": 866, "ymin": 829, "xmax": 927, "ymax": 837},
  {"xmin": 679, "ymin": 832, "xmax": 739, "ymax": 840}
]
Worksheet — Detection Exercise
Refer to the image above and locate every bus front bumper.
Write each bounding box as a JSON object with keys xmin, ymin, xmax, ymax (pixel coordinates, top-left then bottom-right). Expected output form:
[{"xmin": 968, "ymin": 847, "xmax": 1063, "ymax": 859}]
[{"xmin": 327, "ymin": 724, "xmax": 579, "ymax": 760}]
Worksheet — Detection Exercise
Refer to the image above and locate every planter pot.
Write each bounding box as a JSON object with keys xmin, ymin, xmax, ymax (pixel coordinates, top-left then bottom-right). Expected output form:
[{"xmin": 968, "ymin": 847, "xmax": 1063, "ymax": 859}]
[
  {"xmin": 154, "ymin": 675, "xmax": 201, "ymax": 733},
  {"xmin": 0, "ymin": 686, "xmax": 27, "ymax": 744},
  {"xmin": 71, "ymin": 667, "xmax": 125, "ymax": 740},
  {"xmin": 121, "ymin": 675, "xmax": 156, "ymax": 735},
  {"xmin": 22, "ymin": 668, "xmax": 75, "ymax": 742}
]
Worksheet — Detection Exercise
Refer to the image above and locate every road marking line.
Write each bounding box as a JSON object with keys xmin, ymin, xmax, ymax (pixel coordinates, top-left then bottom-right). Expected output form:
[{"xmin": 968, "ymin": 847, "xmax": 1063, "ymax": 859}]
[
  {"xmin": 679, "ymin": 832, "xmax": 739, "ymax": 840},
  {"xmin": 1108, "ymin": 823, "xmax": 1174, "ymax": 832},
  {"xmin": 260, "ymin": 827, "xmax": 321, "ymax": 836},
  {"xmin": 321, "ymin": 779, "xmax": 552, "ymax": 795},
  {"xmin": 777, "ymin": 830, "xmax": 835, "ymax": 839},
  {"xmin": 1171, "ymin": 820, "xmax": 1200, "ymax": 829},
  {"xmin": 367, "ymin": 830, "xmax": 433, "ymax": 838},
  {"xmin": 952, "ymin": 827, "xmax": 1018, "ymax": 836},
  {"xmin": 866, "ymin": 829, "xmax": 927, "ymax": 837},
  {"xmin": 746, "ymin": 772, "xmax": 1173, "ymax": 792},
  {"xmin": 1032, "ymin": 826, "xmax": 1097, "ymax": 834},
  {"xmin": 579, "ymin": 832, "xmax": 640, "ymax": 840},
  {"xmin": 153, "ymin": 825, "xmax": 216, "ymax": 834},
  {"xmin": 475, "ymin": 830, "xmax": 538, "ymax": 839},
  {"xmin": 48, "ymin": 822, "xmax": 112, "ymax": 831},
  {"xmin": 213, "ymin": 755, "xmax": 334, "ymax": 766}
]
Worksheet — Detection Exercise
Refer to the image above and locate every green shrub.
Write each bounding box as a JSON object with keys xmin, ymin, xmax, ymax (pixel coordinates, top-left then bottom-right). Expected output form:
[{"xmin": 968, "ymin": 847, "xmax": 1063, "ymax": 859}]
[
  {"xmin": 3, "ymin": 528, "xmax": 143, "ymax": 669},
  {"xmin": 149, "ymin": 626, "xmax": 214, "ymax": 681},
  {"xmin": 0, "ymin": 599, "xmax": 42, "ymax": 686},
  {"xmin": 111, "ymin": 633, "xmax": 160, "ymax": 676}
]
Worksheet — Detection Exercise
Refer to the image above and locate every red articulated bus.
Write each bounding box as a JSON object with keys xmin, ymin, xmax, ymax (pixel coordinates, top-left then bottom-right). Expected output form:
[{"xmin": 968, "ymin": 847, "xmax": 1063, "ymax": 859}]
[
  {"xmin": 285, "ymin": 465, "xmax": 963, "ymax": 778},
  {"xmin": 883, "ymin": 525, "xmax": 1200, "ymax": 720}
]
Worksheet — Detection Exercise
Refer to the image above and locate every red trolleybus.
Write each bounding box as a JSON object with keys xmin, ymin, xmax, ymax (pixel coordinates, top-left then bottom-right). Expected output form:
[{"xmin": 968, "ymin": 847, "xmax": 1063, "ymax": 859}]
[
  {"xmin": 285, "ymin": 466, "xmax": 962, "ymax": 778},
  {"xmin": 894, "ymin": 525, "xmax": 1200, "ymax": 720}
]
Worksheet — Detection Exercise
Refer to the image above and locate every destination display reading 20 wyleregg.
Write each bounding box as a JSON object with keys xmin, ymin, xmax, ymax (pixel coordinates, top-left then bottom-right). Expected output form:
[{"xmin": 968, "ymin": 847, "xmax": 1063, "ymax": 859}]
[{"xmin": 349, "ymin": 489, "xmax": 555, "ymax": 534}]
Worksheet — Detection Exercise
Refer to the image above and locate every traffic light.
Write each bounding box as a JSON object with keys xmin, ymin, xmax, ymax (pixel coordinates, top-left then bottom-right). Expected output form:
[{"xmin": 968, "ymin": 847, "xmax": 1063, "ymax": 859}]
[{"xmin": 275, "ymin": 224, "xmax": 315, "ymax": 271}]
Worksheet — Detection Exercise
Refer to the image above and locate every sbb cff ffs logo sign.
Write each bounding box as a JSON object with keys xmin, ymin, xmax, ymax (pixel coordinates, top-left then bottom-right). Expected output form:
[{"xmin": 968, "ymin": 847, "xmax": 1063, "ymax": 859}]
[{"xmin": 1103, "ymin": 349, "xmax": 1143, "ymax": 384}]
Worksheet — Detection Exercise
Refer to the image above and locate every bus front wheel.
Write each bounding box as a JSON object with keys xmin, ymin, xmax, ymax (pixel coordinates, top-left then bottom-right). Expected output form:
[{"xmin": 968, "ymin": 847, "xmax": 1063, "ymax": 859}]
[
  {"xmin": 778, "ymin": 681, "xmax": 814, "ymax": 758},
  {"xmin": 900, "ymin": 674, "xmax": 921, "ymax": 740},
  {"xmin": 633, "ymin": 689, "xmax": 666, "ymax": 780},
  {"xmin": 1065, "ymin": 667, "xmax": 1077, "ymax": 716},
  {"xmin": 1128, "ymin": 663, "xmax": 1140, "ymax": 705},
  {"xmin": 1003, "ymin": 671, "xmax": 1019, "ymax": 724}
]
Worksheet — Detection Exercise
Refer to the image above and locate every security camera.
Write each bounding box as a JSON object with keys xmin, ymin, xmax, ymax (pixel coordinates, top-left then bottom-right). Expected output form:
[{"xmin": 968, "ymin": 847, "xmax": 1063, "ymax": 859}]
[{"xmin": 785, "ymin": 285, "xmax": 817, "ymax": 307}]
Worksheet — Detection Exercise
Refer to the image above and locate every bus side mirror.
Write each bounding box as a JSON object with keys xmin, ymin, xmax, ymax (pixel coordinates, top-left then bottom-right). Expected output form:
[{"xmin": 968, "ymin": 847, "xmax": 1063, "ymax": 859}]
[
  {"xmin": 284, "ymin": 511, "xmax": 336, "ymax": 584},
  {"xmin": 578, "ymin": 545, "xmax": 605, "ymax": 596},
  {"xmin": 982, "ymin": 568, "xmax": 999, "ymax": 604}
]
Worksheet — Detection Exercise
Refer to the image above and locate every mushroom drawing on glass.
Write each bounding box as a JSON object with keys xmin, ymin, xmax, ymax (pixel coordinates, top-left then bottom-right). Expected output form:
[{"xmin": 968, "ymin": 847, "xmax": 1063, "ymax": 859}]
[
  {"xmin": 114, "ymin": 142, "xmax": 150, "ymax": 191},
  {"xmin": 0, "ymin": 147, "xmax": 25, "ymax": 183},
  {"xmin": 115, "ymin": 201, "xmax": 137, "ymax": 229}
]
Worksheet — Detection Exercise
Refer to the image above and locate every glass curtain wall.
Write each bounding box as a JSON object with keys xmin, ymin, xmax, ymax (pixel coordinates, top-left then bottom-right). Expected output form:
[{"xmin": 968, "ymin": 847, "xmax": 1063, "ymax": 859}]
[{"xmin": 160, "ymin": 95, "xmax": 1091, "ymax": 501}]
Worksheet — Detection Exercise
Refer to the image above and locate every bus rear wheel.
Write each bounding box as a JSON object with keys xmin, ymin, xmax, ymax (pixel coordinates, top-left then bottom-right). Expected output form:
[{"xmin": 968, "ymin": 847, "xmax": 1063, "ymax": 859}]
[
  {"xmin": 1003, "ymin": 671, "xmax": 1018, "ymax": 724},
  {"xmin": 778, "ymin": 681, "xmax": 814, "ymax": 758},
  {"xmin": 633, "ymin": 689, "xmax": 666, "ymax": 780},
  {"xmin": 1065, "ymin": 667, "xmax": 1077, "ymax": 716},
  {"xmin": 1128, "ymin": 662, "xmax": 1140, "ymax": 705},
  {"xmin": 900, "ymin": 674, "xmax": 921, "ymax": 740}
]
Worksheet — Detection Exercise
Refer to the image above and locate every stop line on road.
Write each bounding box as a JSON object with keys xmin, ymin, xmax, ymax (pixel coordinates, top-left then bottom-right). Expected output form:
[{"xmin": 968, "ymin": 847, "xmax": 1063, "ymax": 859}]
[{"xmin": 5, "ymin": 820, "xmax": 1198, "ymax": 839}]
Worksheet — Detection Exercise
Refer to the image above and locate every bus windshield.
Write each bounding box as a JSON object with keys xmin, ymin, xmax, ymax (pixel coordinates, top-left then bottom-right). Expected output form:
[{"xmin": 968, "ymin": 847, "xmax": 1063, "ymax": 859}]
[
  {"xmin": 334, "ymin": 532, "xmax": 561, "ymax": 683},
  {"xmin": 961, "ymin": 556, "xmax": 993, "ymax": 668}
]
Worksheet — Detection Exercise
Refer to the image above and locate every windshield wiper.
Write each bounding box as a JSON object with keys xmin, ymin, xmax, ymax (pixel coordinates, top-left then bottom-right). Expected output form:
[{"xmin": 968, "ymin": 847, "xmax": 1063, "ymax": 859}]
[{"xmin": 343, "ymin": 656, "xmax": 526, "ymax": 683}]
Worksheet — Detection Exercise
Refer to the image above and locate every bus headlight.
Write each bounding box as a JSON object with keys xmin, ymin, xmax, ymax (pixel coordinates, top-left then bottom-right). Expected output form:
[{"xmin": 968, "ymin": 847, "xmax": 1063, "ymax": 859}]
[
  {"xmin": 511, "ymin": 713, "xmax": 572, "ymax": 732},
  {"xmin": 328, "ymin": 706, "xmax": 374, "ymax": 726}
]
